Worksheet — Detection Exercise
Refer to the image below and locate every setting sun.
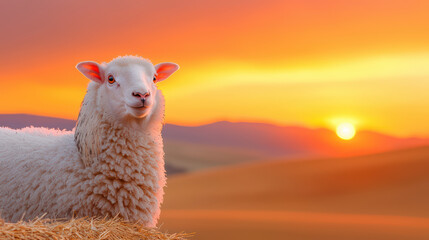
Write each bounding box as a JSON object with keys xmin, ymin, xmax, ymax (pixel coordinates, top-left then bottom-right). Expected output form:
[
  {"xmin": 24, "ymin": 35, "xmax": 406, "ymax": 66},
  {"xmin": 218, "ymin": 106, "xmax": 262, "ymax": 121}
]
[{"xmin": 336, "ymin": 123, "xmax": 356, "ymax": 140}]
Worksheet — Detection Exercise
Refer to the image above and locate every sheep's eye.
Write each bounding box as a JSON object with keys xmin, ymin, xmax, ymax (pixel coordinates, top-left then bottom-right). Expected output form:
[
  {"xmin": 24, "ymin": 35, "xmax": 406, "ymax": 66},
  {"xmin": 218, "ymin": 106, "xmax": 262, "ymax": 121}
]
[
  {"xmin": 108, "ymin": 75, "xmax": 115, "ymax": 84},
  {"xmin": 153, "ymin": 76, "xmax": 156, "ymax": 82}
]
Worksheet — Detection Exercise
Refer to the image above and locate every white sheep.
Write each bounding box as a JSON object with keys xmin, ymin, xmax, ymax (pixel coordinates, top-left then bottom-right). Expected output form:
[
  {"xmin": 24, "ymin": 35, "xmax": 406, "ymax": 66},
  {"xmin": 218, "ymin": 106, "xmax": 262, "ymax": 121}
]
[{"xmin": 0, "ymin": 56, "xmax": 179, "ymax": 227}]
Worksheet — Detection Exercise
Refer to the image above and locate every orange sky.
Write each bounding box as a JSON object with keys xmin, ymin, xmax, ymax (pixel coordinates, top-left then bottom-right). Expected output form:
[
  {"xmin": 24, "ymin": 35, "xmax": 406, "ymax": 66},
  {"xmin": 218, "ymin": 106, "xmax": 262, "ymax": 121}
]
[{"xmin": 1, "ymin": 0, "xmax": 429, "ymax": 137}]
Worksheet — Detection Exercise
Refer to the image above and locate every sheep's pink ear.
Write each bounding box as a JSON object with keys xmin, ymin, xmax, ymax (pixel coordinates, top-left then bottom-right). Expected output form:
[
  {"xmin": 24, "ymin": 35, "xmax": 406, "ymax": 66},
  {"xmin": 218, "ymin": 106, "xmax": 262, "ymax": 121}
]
[
  {"xmin": 154, "ymin": 62, "xmax": 179, "ymax": 82},
  {"xmin": 76, "ymin": 61, "xmax": 104, "ymax": 84}
]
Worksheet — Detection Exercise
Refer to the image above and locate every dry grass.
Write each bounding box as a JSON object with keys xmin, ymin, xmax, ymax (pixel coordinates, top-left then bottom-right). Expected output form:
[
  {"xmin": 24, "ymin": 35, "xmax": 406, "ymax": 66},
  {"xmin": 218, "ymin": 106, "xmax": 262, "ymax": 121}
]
[{"xmin": 0, "ymin": 216, "xmax": 192, "ymax": 240}]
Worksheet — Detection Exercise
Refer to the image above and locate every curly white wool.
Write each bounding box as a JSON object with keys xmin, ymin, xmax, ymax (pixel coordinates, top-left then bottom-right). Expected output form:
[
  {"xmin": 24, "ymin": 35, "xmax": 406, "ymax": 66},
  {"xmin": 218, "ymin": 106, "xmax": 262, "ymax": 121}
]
[{"xmin": 0, "ymin": 56, "xmax": 179, "ymax": 227}]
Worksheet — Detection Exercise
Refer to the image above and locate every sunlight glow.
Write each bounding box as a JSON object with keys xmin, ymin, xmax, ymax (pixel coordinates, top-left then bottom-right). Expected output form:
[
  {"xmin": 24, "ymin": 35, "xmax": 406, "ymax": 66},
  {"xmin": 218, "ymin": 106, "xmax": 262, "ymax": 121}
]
[{"xmin": 336, "ymin": 123, "xmax": 356, "ymax": 140}]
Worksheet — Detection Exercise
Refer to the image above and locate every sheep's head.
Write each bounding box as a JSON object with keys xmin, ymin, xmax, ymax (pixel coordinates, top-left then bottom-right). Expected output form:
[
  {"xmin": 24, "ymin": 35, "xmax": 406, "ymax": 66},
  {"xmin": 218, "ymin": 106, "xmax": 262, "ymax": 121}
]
[{"xmin": 76, "ymin": 56, "xmax": 179, "ymax": 120}]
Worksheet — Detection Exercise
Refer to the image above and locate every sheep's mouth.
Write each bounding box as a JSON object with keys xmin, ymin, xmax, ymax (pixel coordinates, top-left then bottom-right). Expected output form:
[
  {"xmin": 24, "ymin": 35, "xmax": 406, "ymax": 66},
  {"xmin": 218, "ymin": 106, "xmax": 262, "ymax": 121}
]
[
  {"xmin": 133, "ymin": 105, "xmax": 146, "ymax": 109},
  {"xmin": 127, "ymin": 104, "xmax": 148, "ymax": 110}
]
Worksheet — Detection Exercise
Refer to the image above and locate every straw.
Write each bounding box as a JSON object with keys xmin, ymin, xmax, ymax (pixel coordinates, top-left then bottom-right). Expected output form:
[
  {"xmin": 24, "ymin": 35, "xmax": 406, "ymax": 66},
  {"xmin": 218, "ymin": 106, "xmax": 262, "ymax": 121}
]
[{"xmin": 0, "ymin": 216, "xmax": 192, "ymax": 240}]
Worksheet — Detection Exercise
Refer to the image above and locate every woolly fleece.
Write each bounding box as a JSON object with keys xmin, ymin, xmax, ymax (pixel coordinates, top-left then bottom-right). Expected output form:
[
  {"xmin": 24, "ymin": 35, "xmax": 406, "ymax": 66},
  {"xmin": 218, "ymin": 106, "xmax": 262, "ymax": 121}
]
[{"xmin": 0, "ymin": 56, "xmax": 170, "ymax": 227}]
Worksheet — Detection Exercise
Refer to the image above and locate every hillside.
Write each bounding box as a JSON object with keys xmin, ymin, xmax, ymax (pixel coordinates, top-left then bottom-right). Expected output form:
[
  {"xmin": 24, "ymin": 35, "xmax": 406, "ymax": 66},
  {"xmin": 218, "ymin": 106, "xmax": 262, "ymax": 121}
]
[
  {"xmin": 162, "ymin": 146, "xmax": 429, "ymax": 216},
  {"xmin": 159, "ymin": 146, "xmax": 429, "ymax": 239},
  {"xmin": 164, "ymin": 139, "xmax": 264, "ymax": 172}
]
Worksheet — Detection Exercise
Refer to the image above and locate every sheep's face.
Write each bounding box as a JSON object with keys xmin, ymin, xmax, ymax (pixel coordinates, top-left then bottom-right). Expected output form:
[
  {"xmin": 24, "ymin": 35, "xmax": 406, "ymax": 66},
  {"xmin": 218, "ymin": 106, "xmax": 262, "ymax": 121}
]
[
  {"xmin": 76, "ymin": 56, "xmax": 179, "ymax": 120},
  {"xmin": 102, "ymin": 63, "xmax": 156, "ymax": 119}
]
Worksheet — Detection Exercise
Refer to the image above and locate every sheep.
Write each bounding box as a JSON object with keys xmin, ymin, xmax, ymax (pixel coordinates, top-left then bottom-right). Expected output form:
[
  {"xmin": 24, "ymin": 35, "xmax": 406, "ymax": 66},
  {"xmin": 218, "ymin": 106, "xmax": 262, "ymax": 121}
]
[{"xmin": 0, "ymin": 56, "xmax": 179, "ymax": 227}]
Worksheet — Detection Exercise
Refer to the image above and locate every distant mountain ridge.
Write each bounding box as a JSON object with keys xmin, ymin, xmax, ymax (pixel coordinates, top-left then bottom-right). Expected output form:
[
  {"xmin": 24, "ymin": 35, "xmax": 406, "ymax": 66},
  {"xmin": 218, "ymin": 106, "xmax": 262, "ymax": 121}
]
[
  {"xmin": 163, "ymin": 121, "xmax": 429, "ymax": 158},
  {"xmin": 0, "ymin": 114, "xmax": 76, "ymax": 131},
  {"xmin": 1, "ymin": 114, "xmax": 429, "ymax": 158}
]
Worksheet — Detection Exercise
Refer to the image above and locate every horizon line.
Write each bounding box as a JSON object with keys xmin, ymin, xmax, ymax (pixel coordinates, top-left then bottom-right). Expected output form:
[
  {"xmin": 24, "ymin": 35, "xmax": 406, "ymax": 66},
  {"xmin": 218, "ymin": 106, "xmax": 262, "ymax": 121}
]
[{"xmin": 1, "ymin": 113, "xmax": 429, "ymax": 140}]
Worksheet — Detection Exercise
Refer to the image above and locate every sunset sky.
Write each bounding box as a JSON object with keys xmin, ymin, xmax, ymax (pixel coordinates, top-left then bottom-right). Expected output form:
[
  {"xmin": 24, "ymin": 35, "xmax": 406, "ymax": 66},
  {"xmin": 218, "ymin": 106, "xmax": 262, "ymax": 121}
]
[{"xmin": 1, "ymin": 0, "xmax": 429, "ymax": 137}]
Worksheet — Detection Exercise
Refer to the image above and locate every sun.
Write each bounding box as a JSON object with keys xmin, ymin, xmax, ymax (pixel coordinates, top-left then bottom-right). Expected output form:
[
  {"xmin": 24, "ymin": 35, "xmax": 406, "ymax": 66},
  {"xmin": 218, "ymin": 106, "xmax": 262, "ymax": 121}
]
[{"xmin": 336, "ymin": 123, "xmax": 356, "ymax": 140}]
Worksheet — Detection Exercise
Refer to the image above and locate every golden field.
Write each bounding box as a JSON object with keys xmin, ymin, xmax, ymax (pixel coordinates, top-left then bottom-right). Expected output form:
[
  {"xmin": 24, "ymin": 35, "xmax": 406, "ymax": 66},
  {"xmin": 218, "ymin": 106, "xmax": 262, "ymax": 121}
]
[{"xmin": 159, "ymin": 146, "xmax": 429, "ymax": 240}]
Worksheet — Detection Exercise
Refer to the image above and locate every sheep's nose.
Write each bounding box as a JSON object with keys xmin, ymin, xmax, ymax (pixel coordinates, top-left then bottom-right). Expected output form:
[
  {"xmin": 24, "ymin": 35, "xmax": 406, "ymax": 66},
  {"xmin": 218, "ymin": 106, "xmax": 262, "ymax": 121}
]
[{"xmin": 132, "ymin": 91, "xmax": 150, "ymax": 100}]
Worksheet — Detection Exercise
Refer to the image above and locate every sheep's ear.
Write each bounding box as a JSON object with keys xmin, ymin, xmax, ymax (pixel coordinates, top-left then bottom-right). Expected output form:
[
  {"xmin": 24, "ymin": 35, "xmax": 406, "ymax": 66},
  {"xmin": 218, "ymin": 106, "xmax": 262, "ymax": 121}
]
[
  {"xmin": 76, "ymin": 61, "xmax": 104, "ymax": 84},
  {"xmin": 154, "ymin": 62, "xmax": 179, "ymax": 82}
]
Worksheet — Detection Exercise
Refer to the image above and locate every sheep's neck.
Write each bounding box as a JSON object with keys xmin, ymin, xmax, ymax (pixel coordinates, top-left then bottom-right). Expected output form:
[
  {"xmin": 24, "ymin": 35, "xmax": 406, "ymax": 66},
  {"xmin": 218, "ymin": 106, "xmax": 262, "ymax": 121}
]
[
  {"xmin": 75, "ymin": 89, "xmax": 165, "ymax": 167},
  {"xmin": 97, "ymin": 120, "xmax": 163, "ymax": 169},
  {"xmin": 78, "ymin": 114, "xmax": 163, "ymax": 167}
]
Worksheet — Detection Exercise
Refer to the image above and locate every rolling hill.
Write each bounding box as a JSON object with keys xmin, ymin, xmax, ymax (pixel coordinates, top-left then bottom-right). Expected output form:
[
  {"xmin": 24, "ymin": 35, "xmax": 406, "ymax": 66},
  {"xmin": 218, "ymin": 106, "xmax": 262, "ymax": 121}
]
[{"xmin": 159, "ymin": 146, "xmax": 429, "ymax": 239}]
